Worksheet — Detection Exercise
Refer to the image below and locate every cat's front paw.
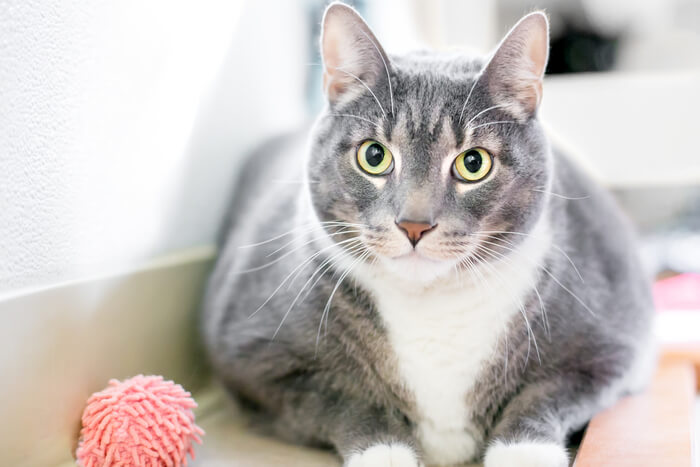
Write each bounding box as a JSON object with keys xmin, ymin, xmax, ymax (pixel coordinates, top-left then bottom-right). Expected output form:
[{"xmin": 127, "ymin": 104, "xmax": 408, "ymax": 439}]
[
  {"xmin": 346, "ymin": 443, "xmax": 422, "ymax": 467},
  {"xmin": 484, "ymin": 441, "xmax": 568, "ymax": 467}
]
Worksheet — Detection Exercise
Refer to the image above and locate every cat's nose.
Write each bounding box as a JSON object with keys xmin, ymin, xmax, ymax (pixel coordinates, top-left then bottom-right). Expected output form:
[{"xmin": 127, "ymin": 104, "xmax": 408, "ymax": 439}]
[{"xmin": 396, "ymin": 220, "xmax": 436, "ymax": 247}]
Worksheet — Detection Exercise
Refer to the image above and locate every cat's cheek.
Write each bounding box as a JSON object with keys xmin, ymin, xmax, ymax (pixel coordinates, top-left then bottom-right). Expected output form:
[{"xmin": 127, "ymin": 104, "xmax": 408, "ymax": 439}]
[
  {"xmin": 345, "ymin": 443, "xmax": 423, "ymax": 467},
  {"xmin": 483, "ymin": 441, "xmax": 568, "ymax": 467}
]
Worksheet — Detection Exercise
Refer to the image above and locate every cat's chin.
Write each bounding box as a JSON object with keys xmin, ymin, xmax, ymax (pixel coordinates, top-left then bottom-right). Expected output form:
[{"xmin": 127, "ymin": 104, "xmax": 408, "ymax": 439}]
[{"xmin": 380, "ymin": 252, "xmax": 457, "ymax": 284}]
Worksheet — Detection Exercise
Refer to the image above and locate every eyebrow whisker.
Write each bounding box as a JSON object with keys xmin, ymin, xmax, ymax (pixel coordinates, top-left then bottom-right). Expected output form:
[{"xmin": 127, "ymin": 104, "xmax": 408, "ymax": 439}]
[
  {"xmin": 325, "ymin": 113, "xmax": 383, "ymax": 130},
  {"xmin": 470, "ymin": 120, "xmax": 521, "ymax": 131}
]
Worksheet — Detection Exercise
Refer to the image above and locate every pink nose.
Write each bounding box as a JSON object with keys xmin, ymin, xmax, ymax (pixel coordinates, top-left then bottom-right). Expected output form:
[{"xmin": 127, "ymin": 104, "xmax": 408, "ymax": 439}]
[{"xmin": 396, "ymin": 220, "xmax": 436, "ymax": 247}]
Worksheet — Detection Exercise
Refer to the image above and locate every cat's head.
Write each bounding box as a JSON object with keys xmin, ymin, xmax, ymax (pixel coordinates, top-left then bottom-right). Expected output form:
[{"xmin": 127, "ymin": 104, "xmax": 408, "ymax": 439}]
[{"xmin": 308, "ymin": 3, "xmax": 552, "ymax": 283}]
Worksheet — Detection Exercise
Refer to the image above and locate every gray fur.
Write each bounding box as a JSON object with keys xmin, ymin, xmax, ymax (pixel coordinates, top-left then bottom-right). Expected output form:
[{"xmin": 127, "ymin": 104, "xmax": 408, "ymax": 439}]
[{"xmin": 201, "ymin": 4, "xmax": 653, "ymax": 465}]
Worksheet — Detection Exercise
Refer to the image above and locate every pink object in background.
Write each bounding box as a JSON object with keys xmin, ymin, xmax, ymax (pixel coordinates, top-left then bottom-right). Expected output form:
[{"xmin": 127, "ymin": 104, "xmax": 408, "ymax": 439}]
[
  {"xmin": 653, "ymin": 273, "xmax": 700, "ymax": 311},
  {"xmin": 76, "ymin": 375, "xmax": 204, "ymax": 467}
]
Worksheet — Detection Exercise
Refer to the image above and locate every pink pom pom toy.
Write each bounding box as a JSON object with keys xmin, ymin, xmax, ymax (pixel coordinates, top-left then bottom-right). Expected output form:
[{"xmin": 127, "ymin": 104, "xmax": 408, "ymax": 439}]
[{"xmin": 76, "ymin": 375, "xmax": 204, "ymax": 467}]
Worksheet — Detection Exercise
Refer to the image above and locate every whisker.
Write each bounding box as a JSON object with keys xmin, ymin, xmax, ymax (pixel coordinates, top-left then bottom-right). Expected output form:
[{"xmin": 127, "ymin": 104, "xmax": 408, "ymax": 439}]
[
  {"xmin": 325, "ymin": 113, "xmax": 383, "ymax": 130},
  {"xmin": 471, "ymin": 246, "xmax": 541, "ymax": 366},
  {"xmin": 470, "ymin": 120, "xmax": 520, "ymax": 131},
  {"xmin": 271, "ymin": 242, "xmax": 368, "ymax": 340},
  {"xmin": 236, "ymin": 231, "xmax": 351, "ymax": 274},
  {"xmin": 267, "ymin": 227, "xmax": 361, "ymax": 258},
  {"xmin": 292, "ymin": 240, "xmax": 367, "ymax": 298},
  {"xmin": 237, "ymin": 221, "xmax": 366, "ymax": 250},
  {"xmin": 237, "ymin": 223, "xmax": 317, "ymax": 250},
  {"xmin": 329, "ymin": 66, "xmax": 387, "ymax": 120},
  {"xmin": 458, "ymin": 253, "xmax": 510, "ymax": 384},
  {"xmin": 472, "ymin": 235, "xmax": 595, "ymax": 317},
  {"xmin": 316, "ymin": 221, "xmax": 368, "ymax": 227},
  {"xmin": 472, "ymin": 240, "xmax": 550, "ymax": 339},
  {"xmin": 458, "ymin": 70, "xmax": 484, "ymax": 125},
  {"xmin": 475, "ymin": 234, "xmax": 551, "ymax": 338},
  {"xmin": 323, "ymin": 248, "xmax": 371, "ymax": 338},
  {"xmin": 315, "ymin": 249, "xmax": 371, "ymax": 357},
  {"xmin": 530, "ymin": 280, "xmax": 550, "ymax": 339},
  {"xmin": 359, "ymin": 29, "xmax": 394, "ymax": 117},
  {"xmin": 473, "ymin": 230, "xmax": 584, "ymax": 283},
  {"xmin": 464, "ymin": 103, "xmax": 511, "ymax": 129},
  {"xmin": 503, "ymin": 332, "xmax": 509, "ymax": 386},
  {"xmin": 531, "ymin": 188, "xmax": 591, "ymax": 200},
  {"xmin": 247, "ymin": 236, "xmax": 362, "ymax": 319},
  {"xmin": 270, "ymin": 179, "xmax": 320, "ymax": 185}
]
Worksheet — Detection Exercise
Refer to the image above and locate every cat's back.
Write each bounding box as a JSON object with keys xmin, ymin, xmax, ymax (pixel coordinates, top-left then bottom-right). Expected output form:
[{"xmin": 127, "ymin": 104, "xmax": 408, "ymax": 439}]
[
  {"xmin": 550, "ymin": 147, "xmax": 647, "ymax": 277},
  {"xmin": 548, "ymin": 147, "xmax": 653, "ymax": 335},
  {"xmin": 218, "ymin": 130, "xmax": 309, "ymax": 239}
]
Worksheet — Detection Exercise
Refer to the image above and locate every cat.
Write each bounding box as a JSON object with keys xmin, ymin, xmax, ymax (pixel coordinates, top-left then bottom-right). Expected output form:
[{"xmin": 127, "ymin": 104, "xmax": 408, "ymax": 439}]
[{"xmin": 201, "ymin": 3, "xmax": 655, "ymax": 466}]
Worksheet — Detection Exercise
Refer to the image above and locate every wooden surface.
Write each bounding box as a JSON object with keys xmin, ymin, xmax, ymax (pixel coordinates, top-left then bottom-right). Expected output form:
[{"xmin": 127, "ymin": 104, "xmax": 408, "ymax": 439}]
[
  {"xmin": 575, "ymin": 360, "xmax": 696, "ymax": 467},
  {"xmin": 661, "ymin": 343, "xmax": 700, "ymax": 390}
]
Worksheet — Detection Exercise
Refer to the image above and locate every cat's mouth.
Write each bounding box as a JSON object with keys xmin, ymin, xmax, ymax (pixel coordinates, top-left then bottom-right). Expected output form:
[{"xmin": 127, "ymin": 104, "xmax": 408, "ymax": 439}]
[
  {"xmin": 391, "ymin": 250, "xmax": 440, "ymax": 262},
  {"xmin": 377, "ymin": 250, "xmax": 457, "ymax": 283}
]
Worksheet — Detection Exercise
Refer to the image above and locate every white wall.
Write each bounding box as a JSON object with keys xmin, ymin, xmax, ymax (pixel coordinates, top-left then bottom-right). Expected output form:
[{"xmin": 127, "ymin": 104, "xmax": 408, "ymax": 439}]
[
  {"xmin": 0, "ymin": 2, "xmax": 310, "ymax": 464},
  {"xmin": 0, "ymin": 0, "xmax": 308, "ymax": 297}
]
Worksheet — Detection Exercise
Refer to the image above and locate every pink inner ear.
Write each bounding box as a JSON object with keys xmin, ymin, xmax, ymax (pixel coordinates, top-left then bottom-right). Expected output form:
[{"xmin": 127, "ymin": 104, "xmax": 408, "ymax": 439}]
[
  {"xmin": 526, "ymin": 14, "xmax": 549, "ymax": 79},
  {"xmin": 486, "ymin": 12, "xmax": 550, "ymax": 115},
  {"xmin": 524, "ymin": 15, "xmax": 549, "ymax": 110},
  {"xmin": 322, "ymin": 32, "xmax": 344, "ymax": 99},
  {"xmin": 320, "ymin": 4, "xmax": 389, "ymax": 103},
  {"xmin": 322, "ymin": 30, "xmax": 342, "ymax": 71},
  {"xmin": 321, "ymin": 13, "xmax": 358, "ymax": 100},
  {"xmin": 324, "ymin": 70, "xmax": 348, "ymax": 102}
]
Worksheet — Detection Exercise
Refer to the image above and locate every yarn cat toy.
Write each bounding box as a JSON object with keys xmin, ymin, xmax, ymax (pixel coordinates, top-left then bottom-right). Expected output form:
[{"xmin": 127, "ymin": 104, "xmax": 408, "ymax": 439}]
[{"xmin": 76, "ymin": 375, "xmax": 204, "ymax": 467}]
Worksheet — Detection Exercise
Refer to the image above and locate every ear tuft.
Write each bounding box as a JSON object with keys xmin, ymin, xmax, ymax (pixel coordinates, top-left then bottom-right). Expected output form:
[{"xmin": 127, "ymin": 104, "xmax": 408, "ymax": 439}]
[
  {"xmin": 320, "ymin": 2, "xmax": 391, "ymax": 105},
  {"xmin": 483, "ymin": 11, "xmax": 550, "ymax": 116}
]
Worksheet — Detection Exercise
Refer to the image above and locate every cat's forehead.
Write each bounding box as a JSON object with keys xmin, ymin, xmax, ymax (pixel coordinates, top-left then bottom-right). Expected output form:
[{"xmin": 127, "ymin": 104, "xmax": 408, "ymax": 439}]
[
  {"xmin": 389, "ymin": 53, "xmax": 488, "ymax": 119},
  {"xmin": 383, "ymin": 53, "xmax": 491, "ymax": 149},
  {"xmin": 391, "ymin": 52, "xmax": 484, "ymax": 85}
]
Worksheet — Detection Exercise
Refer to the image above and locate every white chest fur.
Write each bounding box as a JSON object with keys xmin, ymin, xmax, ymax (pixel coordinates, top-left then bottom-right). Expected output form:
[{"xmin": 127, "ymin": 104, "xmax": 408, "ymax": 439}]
[{"xmin": 351, "ymin": 225, "xmax": 550, "ymax": 466}]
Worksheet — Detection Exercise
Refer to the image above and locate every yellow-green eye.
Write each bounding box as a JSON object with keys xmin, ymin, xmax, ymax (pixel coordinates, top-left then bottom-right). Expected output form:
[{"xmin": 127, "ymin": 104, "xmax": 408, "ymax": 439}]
[
  {"xmin": 453, "ymin": 148, "xmax": 493, "ymax": 182},
  {"xmin": 357, "ymin": 140, "xmax": 394, "ymax": 175}
]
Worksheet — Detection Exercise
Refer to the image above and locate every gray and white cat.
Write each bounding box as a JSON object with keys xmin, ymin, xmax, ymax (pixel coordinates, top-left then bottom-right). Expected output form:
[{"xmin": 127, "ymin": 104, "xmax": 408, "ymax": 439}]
[{"xmin": 202, "ymin": 3, "xmax": 654, "ymax": 466}]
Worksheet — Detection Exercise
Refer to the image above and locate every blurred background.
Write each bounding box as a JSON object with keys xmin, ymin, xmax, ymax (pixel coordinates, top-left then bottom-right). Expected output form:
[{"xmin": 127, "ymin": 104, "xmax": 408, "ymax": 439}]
[
  {"xmin": 1, "ymin": 1, "xmax": 699, "ymax": 465},
  {"xmin": 2, "ymin": 0, "xmax": 700, "ymax": 297}
]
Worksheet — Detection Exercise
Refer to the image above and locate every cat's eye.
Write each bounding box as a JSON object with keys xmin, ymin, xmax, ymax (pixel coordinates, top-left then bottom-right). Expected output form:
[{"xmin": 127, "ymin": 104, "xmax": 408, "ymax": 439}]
[
  {"xmin": 357, "ymin": 140, "xmax": 394, "ymax": 175},
  {"xmin": 452, "ymin": 148, "xmax": 493, "ymax": 182}
]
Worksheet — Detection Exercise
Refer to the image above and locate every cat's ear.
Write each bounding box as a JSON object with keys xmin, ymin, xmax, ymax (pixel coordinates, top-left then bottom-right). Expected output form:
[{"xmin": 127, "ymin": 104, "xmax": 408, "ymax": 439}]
[
  {"xmin": 482, "ymin": 11, "xmax": 549, "ymax": 117},
  {"xmin": 320, "ymin": 2, "xmax": 391, "ymax": 104}
]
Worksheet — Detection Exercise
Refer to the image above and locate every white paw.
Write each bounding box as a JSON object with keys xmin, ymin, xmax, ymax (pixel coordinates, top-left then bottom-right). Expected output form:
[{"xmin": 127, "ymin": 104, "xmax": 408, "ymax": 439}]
[
  {"xmin": 346, "ymin": 443, "xmax": 422, "ymax": 467},
  {"xmin": 484, "ymin": 441, "xmax": 568, "ymax": 467}
]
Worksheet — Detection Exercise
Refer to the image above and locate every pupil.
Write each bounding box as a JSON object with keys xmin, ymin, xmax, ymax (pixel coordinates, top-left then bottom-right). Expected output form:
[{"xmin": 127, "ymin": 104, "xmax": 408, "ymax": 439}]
[
  {"xmin": 464, "ymin": 151, "xmax": 482, "ymax": 173},
  {"xmin": 366, "ymin": 144, "xmax": 385, "ymax": 167}
]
